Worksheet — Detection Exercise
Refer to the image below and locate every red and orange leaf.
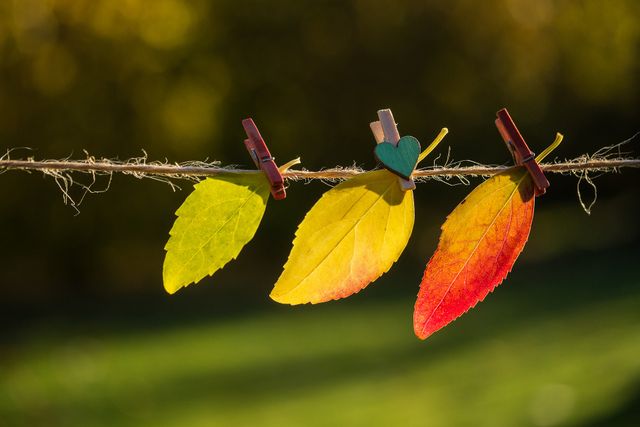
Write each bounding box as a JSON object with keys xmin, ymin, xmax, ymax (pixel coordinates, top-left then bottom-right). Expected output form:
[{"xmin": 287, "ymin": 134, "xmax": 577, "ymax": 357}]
[{"xmin": 414, "ymin": 168, "xmax": 535, "ymax": 340}]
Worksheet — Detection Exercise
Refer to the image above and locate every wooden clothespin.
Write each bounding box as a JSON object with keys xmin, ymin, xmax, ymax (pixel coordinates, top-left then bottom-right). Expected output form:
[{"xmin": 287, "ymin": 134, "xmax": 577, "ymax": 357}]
[
  {"xmin": 242, "ymin": 118, "xmax": 286, "ymax": 200},
  {"xmin": 495, "ymin": 108, "xmax": 549, "ymax": 196},
  {"xmin": 370, "ymin": 109, "xmax": 416, "ymax": 191}
]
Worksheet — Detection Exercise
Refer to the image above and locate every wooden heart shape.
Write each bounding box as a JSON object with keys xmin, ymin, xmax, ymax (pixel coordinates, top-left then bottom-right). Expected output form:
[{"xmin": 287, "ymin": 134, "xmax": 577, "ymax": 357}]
[{"xmin": 374, "ymin": 136, "xmax": 421, "ymax": 179}]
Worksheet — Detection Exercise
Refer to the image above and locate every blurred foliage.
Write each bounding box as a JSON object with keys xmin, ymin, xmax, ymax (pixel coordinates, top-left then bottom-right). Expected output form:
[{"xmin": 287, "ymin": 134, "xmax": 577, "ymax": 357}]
[
  {"xmin": 1, "ymin": 247, "xmax": 639, "ymax": 426},
  {"xmin": 1, "ymin": 0, "xmax": 638, "ymax": 156}
]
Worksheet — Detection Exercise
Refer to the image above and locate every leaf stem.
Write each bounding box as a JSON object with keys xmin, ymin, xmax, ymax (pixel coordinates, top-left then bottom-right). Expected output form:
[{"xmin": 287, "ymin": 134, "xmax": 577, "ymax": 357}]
[
  {"xmin": 279, "ymin": 157, "xmax": 302, "ymax": 172},
  {"xmin": 418, "ymin": 128, "xmax": 449, "ymax": 164},
  {"xmin": 536, "ymin": 133, "xmax": 564, "ymax": 162}
]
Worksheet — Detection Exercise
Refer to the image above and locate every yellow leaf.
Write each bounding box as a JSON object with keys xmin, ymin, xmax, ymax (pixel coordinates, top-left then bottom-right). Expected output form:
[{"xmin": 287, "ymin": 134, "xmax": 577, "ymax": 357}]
[
  {"xmin": 163, "ymin": 174, "xmax": 269, "ymax": 294},
  {"xmin": 271, "ymin": 170, "xmax": 414, "ymax": 304}
]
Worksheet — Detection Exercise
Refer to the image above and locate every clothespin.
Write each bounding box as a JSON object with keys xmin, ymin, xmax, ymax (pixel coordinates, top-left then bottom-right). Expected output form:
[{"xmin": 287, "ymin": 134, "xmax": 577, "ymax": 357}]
[
  {"xmin": 242, "ymin": 118, "xmax": 286, "ymax": 200},
  {"xmin": 495, "ymin": 108, "xmax": 549, "ymax": 196},
  {"xmin": 370, "ymin": 109, "xmax": 416, "ymax": 191}
]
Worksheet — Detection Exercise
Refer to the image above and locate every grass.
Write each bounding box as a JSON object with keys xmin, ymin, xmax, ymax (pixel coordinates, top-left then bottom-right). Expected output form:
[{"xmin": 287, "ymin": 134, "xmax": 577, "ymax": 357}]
[{"xmin": 1, "ymin": 248, "xmax": 639, "ymax": 427}]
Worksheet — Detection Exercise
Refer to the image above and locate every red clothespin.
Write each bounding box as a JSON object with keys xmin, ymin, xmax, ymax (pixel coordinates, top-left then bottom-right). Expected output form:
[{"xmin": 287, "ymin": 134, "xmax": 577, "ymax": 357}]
[
  {"xmin": 242, "ymin": 118, "xmax": 286, "ymax": 200},
  {"xmin": 495, "ymin": 108, "xmax": 549, "ymax": 195}
]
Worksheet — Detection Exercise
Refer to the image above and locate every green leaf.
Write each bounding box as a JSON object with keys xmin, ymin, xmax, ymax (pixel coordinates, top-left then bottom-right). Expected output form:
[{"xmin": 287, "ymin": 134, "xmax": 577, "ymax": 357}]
[{"xmin": 163, "ymin": 174, "xmax": 270, "ymax": 294}]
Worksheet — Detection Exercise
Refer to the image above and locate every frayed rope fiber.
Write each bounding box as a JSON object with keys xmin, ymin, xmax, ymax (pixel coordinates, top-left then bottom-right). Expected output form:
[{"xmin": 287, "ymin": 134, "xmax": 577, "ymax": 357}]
[
  {"xmin": 1, "ymin": 155, "xmax": 638, "ymax": 180},
  {"xmin": 1, "ymin": 137, "xmax": 638, "ymax": 214}
]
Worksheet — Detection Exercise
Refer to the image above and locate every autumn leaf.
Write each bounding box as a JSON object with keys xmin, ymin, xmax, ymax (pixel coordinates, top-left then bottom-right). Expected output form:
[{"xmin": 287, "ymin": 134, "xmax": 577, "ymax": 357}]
[
  {"xmin": 413, "ymin": 168, "xmax": 535, "ymax": 339},
  {"xmin": 270, "ymin": 169, "xmax": 414, "ymax": 304},
  {"xmin": 163, "ymin": 174, "xmax": 270, "ymax": 294},
  {"xmin": 270, "ymin": 129, "xmax": 447, "ymax": 305},
  {"xmin": 414, "ymin": 134, "xmax": 563, "ymax": 339}
]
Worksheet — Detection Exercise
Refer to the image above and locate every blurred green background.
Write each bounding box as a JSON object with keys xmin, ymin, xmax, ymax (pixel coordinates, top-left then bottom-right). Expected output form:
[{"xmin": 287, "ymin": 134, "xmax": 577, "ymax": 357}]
[{"xmin": 1, "ymin": 1, "xmax": 639, "ymax": 426}]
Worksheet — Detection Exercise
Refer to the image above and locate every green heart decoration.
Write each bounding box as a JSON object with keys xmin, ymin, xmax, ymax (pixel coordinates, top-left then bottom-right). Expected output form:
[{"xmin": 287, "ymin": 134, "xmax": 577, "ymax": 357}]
[{"xmin": 374, "ymin": 136, "xmax": 421, "ymax": 180}]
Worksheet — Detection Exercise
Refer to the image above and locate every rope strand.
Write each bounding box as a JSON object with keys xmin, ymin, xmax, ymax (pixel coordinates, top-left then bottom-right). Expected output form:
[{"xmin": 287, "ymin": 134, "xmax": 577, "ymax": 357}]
[{"xmin": 0, "ymin": 157, "xmax": 638, "ymax": 181}]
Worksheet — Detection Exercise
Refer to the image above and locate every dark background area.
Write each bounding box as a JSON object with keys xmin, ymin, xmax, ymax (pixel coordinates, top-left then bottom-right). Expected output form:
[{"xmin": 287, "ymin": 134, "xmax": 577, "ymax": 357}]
[{"xmin": 0, "ymin": 1, "xmax": 639, "ymax": 426}]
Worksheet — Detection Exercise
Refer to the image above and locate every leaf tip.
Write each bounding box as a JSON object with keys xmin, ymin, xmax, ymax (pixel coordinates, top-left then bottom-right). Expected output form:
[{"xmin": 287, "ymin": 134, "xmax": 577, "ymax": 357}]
[
  {"xmin": 269, "ymin": 288, "xmax": 304, "ymax": 305},
  {"xmin": 163, "ymin": 276, "xmax": 182, "ymax": 295},
  {"xmin": 413, "ymin": 314, "xmax": 435, "ymax": 340},
  {"xmin": 414, "ymin": 331, "xmax": 430, "ymax": 341},
  {"xmin": 269, "ymin": 294, "xmax": 290, "ymax": 305}
]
